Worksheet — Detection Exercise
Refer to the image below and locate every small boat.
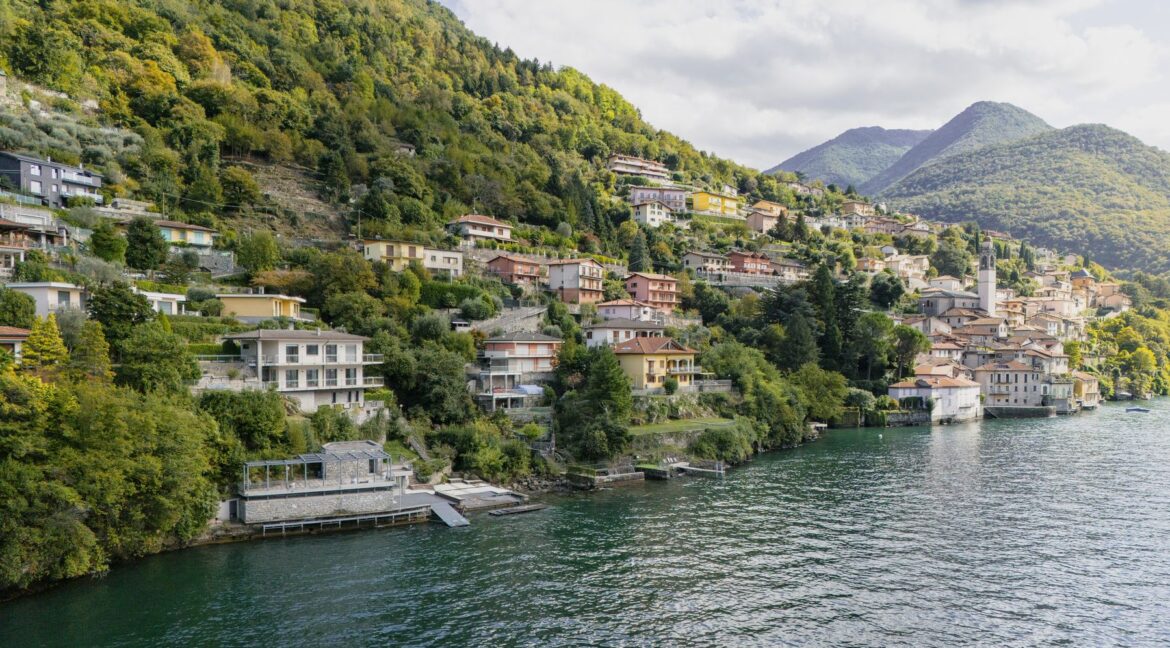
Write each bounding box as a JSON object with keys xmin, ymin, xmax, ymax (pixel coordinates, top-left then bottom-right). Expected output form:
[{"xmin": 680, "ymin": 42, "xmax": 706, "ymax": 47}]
[{"xmin": 1126, "ymin": 407, "xmax": 1151, "ymax": 413}]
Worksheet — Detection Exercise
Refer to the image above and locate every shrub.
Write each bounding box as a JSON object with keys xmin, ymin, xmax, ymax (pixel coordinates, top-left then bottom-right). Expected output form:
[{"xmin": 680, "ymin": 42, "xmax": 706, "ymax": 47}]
[{"xmin": 663, "ymin": 377, "xmax": 679, "ymax": 395}]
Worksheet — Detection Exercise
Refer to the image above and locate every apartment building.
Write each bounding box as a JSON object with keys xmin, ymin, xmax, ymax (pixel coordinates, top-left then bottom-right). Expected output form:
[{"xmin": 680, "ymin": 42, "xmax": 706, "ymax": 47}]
[
  {"xmin": 4, "ymin": 281, "xmax": 85, "ymax": 317},
  {"xmin": 473, "ymin": 332, "xmax": 563, "ymax": 411},
  {"xmin": 632, "ymin": 201, "xmax": 676, "ymax": 228},
  {"xmin": 629, "ymin": 185, "xmax": 687, "ymax": 212},
  {"xmin": 0, "ymin": 151, "xmax": 103, "ymax": 208},
  {"xmin": 597, "ymin": 298, "xmax": 656, "ymax": 322},
  {"xmin": 682, "ymin": 251, "xmax": 732, "ymax": 274},
  {"xmin": 727, "ymin": 250, "xmax": 772, "ymax": 275},
  {"xmin": 486, "ymin": 254, "xmax": 545, "ymax": 286},
  {"xmin": 447, "ymin": 214, "xmax": 512, "ymax": 245},
  {"xmin": 219, "ymin": 293, "xmax": 310, "ymax": 323},
  {"xmin": 547, "ymin": 258, "xmax": 604, "ymax": 304},
  {"xmin": 363, "ymin": 240, "xmax": 463, "ymax": 277},
  {"xmin": 221, "ymin": 329, "xmax": 385, "ymax": 417},
  {"xmin": 583, "ymin": 318, "xmax": 665, "ymax": 349},
  {"xmin": 624, "ymin": 272, "xmax": 679, "ymax": 314},
  {"xmin": 607, "ymin": 154, "xmax": 671, "ymax": 182}
]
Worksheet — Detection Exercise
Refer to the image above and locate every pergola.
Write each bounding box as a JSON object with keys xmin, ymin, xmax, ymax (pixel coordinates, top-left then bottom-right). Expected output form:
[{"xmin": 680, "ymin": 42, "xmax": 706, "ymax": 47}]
[{"xmin": 241, "ymin": 447, "xmax": 392, "ymax": 492}]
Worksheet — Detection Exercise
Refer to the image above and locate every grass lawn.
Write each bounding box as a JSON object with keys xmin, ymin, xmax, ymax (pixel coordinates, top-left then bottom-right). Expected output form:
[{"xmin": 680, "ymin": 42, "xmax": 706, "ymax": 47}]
[{"xmin": 628, "ymin": 417, "xmax": 736, "ymax": 436}]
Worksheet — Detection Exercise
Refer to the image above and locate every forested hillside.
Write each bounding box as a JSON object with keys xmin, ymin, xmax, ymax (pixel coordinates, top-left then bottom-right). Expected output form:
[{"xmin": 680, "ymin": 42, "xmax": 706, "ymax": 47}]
[
  {"xmin": 883, "ymin": 124, "xmax": 1170, "ymax": 272},
  {"xmin": 860, "ymin": 101, "xmax": 1052, "ymax": 194},
  {"xmin": 0, "ymin": 0, "xmax": 798, "ymax": 250},
  {"xmin": 769, "ymin": 126, "xmax": 931, "ymax": 189}
]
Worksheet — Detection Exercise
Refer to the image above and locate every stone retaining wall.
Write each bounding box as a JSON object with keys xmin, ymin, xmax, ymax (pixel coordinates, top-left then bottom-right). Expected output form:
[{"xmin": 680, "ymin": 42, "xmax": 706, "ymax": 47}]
[{"xmin": 240, "ymin": 490, "xmax": 401, "ymax": 523}]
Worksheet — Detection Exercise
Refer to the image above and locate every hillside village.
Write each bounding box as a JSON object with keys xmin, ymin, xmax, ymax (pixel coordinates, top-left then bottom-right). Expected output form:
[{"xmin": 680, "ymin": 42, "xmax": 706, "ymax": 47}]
[{"xmin": 4, "ymin": 0, "xmax": 1170, "ymax": 594}]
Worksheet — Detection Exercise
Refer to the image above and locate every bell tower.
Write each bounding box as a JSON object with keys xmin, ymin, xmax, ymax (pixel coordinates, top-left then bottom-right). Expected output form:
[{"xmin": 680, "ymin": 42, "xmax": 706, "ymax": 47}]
[{"xmin": 978, "ymin": 240, "xmax": 997, "ymax": 317}]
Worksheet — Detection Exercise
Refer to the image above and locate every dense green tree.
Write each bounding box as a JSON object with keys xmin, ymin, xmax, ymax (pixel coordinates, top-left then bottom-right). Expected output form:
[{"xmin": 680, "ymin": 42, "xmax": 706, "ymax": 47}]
[
  {"xmin": 21, "ymin": 315, "xmax": 68, "ymax": 374},
  {"xmin": 115, "ymin": 323, "xmax": 199, "ymax": 394},
  {"xmin": 790, "ymin": 363, "xmax": 848, "ymax": 422},
  {"xmin": 87, "ymin": 283, "xmax": 155, "ymax": 350},
  {"xmin": 853, "ymin": 312, "xmax": 894, "ymax": 380},
  {"xmin": 220, "ymin": 166, "xmax": 262, "ymax": 207},
  {"xmin": 125, "ymin": 217, "xmax": 169, "ymax": 271},
  {"xmin": 776, "ymin": 312, "xmax": 818, "ymax": 371},
  {"xmin": 65, "ymin": 321, "xmax": 113, "ymax": 382},
  {"xmin": 236, "ymin": 231, "xmax": 281, "ymax": 274},
  {"xmin": 628, "ymin": 230, "xmax": 651, "ymax": 272},
  {"xmin": 198, "ymin": 390, "xmax": 287, "ymax": 451},
  {"xmin": 891, "ymin": 325, "xmax": 930, "ymax": 379},
  {"xmin": 89, "ymin": 221, "xmax": 128, "ymax": 264},
  {"xmin": 869, "ymin": 271, "xmax": 905, "ymax": 310},
  {"xmin": 0, "ymin": 288, "xmax": 36, "ymax": 329}
]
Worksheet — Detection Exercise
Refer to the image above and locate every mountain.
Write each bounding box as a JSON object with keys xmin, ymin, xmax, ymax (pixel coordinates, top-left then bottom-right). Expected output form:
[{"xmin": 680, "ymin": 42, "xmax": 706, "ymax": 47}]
[
  {"xmin": 767, "ymin": 126, "xmax": 931, "ymax": 189},
  {"xmin": 860, "ymin": 102, "xmax": 1053, "ymax": 194},
  {"xmin": 0, "ymin": 0, "xmax": 781, "ymax": 251},
  {"xmin": 883, "ymin": 124, "xmax": 1170, "ymax": 272}
]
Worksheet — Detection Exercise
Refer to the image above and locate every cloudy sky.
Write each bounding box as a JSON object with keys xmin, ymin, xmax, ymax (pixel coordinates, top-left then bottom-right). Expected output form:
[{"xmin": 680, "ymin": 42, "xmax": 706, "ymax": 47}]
[{"xmin": 441, "ymin": 0, "xmax": 1170, "ymax": 169}]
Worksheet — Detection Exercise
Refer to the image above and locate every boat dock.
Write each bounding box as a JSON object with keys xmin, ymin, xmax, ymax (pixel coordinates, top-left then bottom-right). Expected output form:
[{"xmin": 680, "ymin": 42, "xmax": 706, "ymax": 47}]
[
  {"xmin": 488, "ymin": 503, "xmax": 548, "ymax": 517},
  {"xmin": 430, "ymin": 501, "xmax": 470, "ymax": 527}
]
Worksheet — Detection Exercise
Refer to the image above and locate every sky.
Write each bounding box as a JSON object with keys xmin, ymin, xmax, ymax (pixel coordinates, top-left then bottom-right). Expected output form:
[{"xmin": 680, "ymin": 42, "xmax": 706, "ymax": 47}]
[{"xmin": 441, "ymin": 0, "xmax": 1170, "ymax": 170}]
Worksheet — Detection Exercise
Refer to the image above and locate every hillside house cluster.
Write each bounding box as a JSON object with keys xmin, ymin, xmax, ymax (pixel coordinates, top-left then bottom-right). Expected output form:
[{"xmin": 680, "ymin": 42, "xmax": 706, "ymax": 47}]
[
  {"xmin": 682, "ymin": 249, "xmax": 809, "ymax": 287},
  {"xmin": 893, "ymin": 242, "xmax": 1103, "ymax": 419}
]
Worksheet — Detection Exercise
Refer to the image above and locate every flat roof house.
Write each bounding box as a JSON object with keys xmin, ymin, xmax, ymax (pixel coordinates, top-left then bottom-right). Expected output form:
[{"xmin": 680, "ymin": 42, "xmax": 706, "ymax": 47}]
[
  {"xmin": 133, "ymin": 287, "xmax": 186, "ymax": 316},
  {"xmin": 0, "ymin": 151, "xmax": 103, "ymax": 208},
  {"xmin": 607, "ymin": 154, "xmax": 671, "ymax": 182},
  {"xmin": 474, "ymin": 331, "xmax": 563, "ymax": 411},
  {"xmin": 4, "ymin": 281, "xmax": 85, "ymax": 318},
  {"xmin": 727, "ymin": 250, "xmax": 772, "ymax": 275},
  {"xmin": 218, "ymin": 329, "xmax": 384, "ymax": 418},
  {"xmin": 583, "ymin": 317, "xmax": 665, "ymax": 349},
  {"xmin": 682, "ymin": 251, "xmax": 731, "ymax": 274},
  {"xmin": 218, "ymin": 292, "xmax": 310, "ymax": 323},
  {"xmin": 691, "ymin": 191, "xmax": 739, "ymax": 217}
]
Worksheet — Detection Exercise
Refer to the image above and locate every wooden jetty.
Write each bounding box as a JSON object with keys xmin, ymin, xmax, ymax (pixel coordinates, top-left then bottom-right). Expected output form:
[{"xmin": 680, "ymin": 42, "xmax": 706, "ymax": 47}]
[{"xmin": 488, "ymin": 503, "xmax": 548, "ymax": 517}]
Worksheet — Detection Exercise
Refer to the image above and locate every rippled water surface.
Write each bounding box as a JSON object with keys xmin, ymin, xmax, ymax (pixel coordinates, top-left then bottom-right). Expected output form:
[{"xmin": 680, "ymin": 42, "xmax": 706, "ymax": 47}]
[{"xmin": 5, "ymin": 402, "xmax": 1170, "ymax": 646}]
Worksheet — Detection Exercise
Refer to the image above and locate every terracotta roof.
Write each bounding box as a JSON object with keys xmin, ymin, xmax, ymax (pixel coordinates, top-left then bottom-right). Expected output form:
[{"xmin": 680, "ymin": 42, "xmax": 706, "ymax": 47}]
[
  {"xmin": 584, "ymin": 318, "xmax": 664, "ymax": 331},
  {"xmin": 728, "ymin": 250, "xmax": 770, "ymax": 260},
  {"xmin": 974, "ymin": 360, "xmax": 1035, "ymax": 372},
  {"xmin": 613, "ymin": 337, "xmax": 694, "ymax": 355},
  {"xmin": 0, "ymin": 218, "xmax": 30, "ymax": 230},
  {"xmin": 546, "ymin": 258, "xmax": 602, "ymax": 267},
  {"xmin": 485, "ymin": 331, "xmax": 563, "ymax": 342},
  {"xmin": 625, "ymin": 271, "xmax": 676, "ymax": 282},
  {"xmin": 931, "ymin": 342, "xmax": 963, "ymax": 350},
  {"xmin": 1071, "ymin": 370, "xmax": 1098, "ymax": 381},
  {"xmin": 450, "ymin": 214, "xmax": 508, "ymax": 227},
  {"xmin": 598, "ymin": 298, "xmax": 650, "ymax": 307},
  {"xmin": 890, "ymin": 376, "xmax": 979, "ymax": 389},
  {"xmin": 487, "ymin": 254, "xmax": 543, "ymax": 266},
  {"xmin": 0, "ymin": 326, "xmax": 31, "ymax": 338}
]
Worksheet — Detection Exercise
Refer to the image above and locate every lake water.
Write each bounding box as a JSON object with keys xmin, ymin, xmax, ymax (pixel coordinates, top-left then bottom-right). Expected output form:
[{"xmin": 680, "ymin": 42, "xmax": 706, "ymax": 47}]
[{"xmin": 4, "ymin": 402, "xmax": 1170, "ymax": 646}]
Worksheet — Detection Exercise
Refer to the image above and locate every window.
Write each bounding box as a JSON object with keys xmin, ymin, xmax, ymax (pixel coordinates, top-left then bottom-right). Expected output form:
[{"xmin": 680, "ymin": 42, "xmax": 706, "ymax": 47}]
[
  {"xmin": 306, "ymin": 344, "xmax": 319, "ymax": 356},
  {"xmin": 51, "ymin": 168, "xmax": 59, "ymax": 179},
  {"xmin": 285, "ymin": 370, "xmax": 299, "ymax": 388},
  {"xmin": 325, "ymin": 344, "xmax": 338, "ymax": 363},
  {"xmin": 325, "ymin": 369, "xmax": 338, "ymax": 387},
  {"xmin": 285, "ymin": 345, "xmax": 299, "ymax": 363},
  {"xmin": 345, "ymin": 368, "xmax": 357, "ymax": 386},
  {"xmin": 29, "ymin": 165, "xmax": 40, "ymax": 176},
  {"xmin": 29, "ymin": 180, "xmax": 42, "ymax": 194},
  {"xmin": 51, "ymin": 185, "xmax": 58, "ymax": 194},
  {"xmin": 56, "ymin": 291, "xmax": 71, "ymax": 308},
  {"xmin": 306, "ymin": 369, "xmax": 319, "ymax": 388},
  {"xmin": 345, "ymin": 345, "xmax": 358, "ymax": 363}
]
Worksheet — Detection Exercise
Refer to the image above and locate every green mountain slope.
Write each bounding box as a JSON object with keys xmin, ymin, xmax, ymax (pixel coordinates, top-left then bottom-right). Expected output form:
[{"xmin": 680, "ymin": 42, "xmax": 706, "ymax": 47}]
[
  {"xmin": 767, "ymin": 126, "xmax": 931, "ymax": 189},
  {"xmin": 0, "ymin": 0, "xmax": 794, "ymax": 251},
  {"xmin": 861, "ymin": 101, "xmax": 1052, "ymax": 194},
  {"xmin": 883, "ymin": 124, "xmax": 1170, "ymax": 272}
]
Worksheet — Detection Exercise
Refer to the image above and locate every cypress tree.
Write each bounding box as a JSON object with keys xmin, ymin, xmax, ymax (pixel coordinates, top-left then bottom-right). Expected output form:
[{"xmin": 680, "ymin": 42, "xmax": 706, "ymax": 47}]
[
  {"xmin": 22, "ymin": 314, "xmax": 68, "ymax": 373},
  {"xmin": 628, "ymin": 230, "xmax": 651, "ymax": 272},
  {"xmin": 66, "ymin": 320, "xmax": 113, "ymax": 381}
]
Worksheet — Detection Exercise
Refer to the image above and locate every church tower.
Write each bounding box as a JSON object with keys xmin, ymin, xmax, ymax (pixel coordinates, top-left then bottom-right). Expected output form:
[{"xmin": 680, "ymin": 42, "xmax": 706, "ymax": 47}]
[{"xmin": 978, "ymin": 240, "xmax": 997, "ymax": 317}]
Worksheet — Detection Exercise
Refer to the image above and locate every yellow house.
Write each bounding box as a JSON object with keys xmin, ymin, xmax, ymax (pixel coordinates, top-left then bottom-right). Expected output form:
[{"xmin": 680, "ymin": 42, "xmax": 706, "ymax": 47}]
[
  {"xmin": 362, "ymin": 240, "xmax": 426, "ymax": 271},
  {"xmin": 614, "ymin": 337, "xmax": 700, "ymax": 390},
  {"xmin": 691, "ymin": 191, "xmax": 739, "ymax": 217},
  {"xmin": 218, "ymin": 293, "xmax": 309, "ymax": 323}
]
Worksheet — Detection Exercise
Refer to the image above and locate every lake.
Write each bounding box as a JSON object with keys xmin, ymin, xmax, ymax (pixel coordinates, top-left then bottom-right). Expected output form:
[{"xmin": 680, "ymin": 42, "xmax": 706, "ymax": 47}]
[{"xmin": 4, "ymin": 402, "xmax": 1170, "ymax": 646}]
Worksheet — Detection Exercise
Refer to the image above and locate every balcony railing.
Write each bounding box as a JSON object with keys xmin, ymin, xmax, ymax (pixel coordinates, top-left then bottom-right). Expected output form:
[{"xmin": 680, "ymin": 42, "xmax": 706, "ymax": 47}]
[
  {"xmin": 363, "ymin": 354, "xmax": 384, "ymax": 363},
  {"xmin": 363, "ymin": 376, "xmax": 385, "ymax": 387}
]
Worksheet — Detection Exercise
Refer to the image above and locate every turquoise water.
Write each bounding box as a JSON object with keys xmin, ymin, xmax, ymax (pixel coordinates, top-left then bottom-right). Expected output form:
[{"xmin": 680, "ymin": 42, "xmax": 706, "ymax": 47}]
[{"xmin": 4, "ymin": 402, "xmax": 1170, "ymax": 646}]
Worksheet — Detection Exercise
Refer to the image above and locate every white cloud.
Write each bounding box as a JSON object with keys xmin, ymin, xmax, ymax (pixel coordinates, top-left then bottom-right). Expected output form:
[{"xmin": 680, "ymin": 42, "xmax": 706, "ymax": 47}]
[{"xmin": 442, "ymin": 0, "xmax": 1170, "ymax": 168}]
